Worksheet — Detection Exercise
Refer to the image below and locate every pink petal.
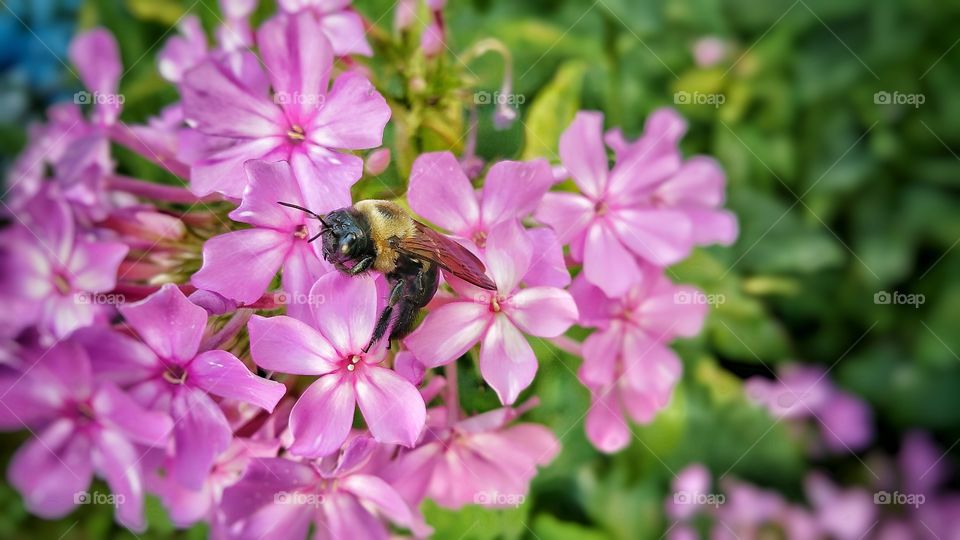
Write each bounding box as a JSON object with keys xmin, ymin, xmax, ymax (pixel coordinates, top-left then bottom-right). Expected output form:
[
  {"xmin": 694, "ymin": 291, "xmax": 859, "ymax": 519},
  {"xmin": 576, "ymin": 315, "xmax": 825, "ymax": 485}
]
[
  {"xmin": 585, "ymin": 388, "xmax": 630, "ymax": 453},
  {"xmin": 355, "ymin": 366, "xmax": 426, "ymax": 447},
  {"xmin": 257, "ymin": 12, "xmax": 333, "ymax": 126},
  {"xmin": 620, "ymin": 338, "xmax": 682, "ymax": 423},
  {"xmin": 68, "ymin": 29, "xmax": 122, "ymax": 124},
  {"xmin": 404, "ymin": 301, "xmax": 490, "ymax": 368},
  {"xmin": 579, "ymin": 325, "xmax": 623, "ymax": 387},
  {"xmin": 169, "ymin": 389, "xmax": 232, "ymax": 490},
  {"xmin": 91, "ymin": 382, "xmax": 173, "ymax": 446},
  {"xmin": 187, "ymin": 136, "xmax": 287, "ymax": 198},
  {"xmin": 480, "ymin": 158, "xmax": 554, "ymax": 226},
  {"xmin": 181, "ymin": 60, "xmax": 285, "ymax": 138},
  {"xmin": 610, "ymin": 208, "xmax": 693, "ymax": 267},
  {"xmin": 323, "ymin": 491, "xmax": 392, "ymax": 540},
  {"xmin": 508, "ymin": 286, "xmax": 578, "ymax": 337},
  {"xmin": 190, "ymin": 349, "xmax": 286, "ymax": 411},
  {"xmin": 534, "ymin": 191, "xmax": 593, "ymax": 245},
  {"xmin": 92, "ymin": 428, "xmax": 148, "ymax": 531},
  {"xmin": 640, "ymin": 284, "xmax": 707, "ymax": 339},
  {"xmin": 289, "ymin": 149, "xmax": 357, "ymax": 214},
  {"xmin": 119, "ymin": 284, "xmax": 208, "ymax": 363},
  {"xmin": 319, "ymin": 10, "xmax": 373, "ymax": 56},
  {"xmin": 484, "ymin": 221, "xmax": 532, "ymax": 293},
  {"xmin": 192, "ymin": 229, "xmax": 291, "ymax": 305},
  {"xmin": 687, "ymin": 207, "xmax": 739, "ymax": 246},
  {"xmin": 656, "ymin": 156, "xmax": 726, "ymax": 207},
  {"xmin": 248, "ymin": 314, "xmax": 339, "ymax": 375},
  {"xmin": 606, "ymin": 147, "xmax": 681, "ymax": 200},
  {"xmin": 157, "ymin": 16, "xmax": 207, "ymax": 83},
  {"xmin": 70, "ymin": 327, "xmax": 159, "ymax": 385},
  {"xmin": 583, "ymin": 221, "xmax": 643, "ymax": 297},
  {"xmin": 308, "ymin": 72, "xmax": 390, "ymax": 149},
  {"xmin": 289, "ymin": 375, "xmax": 356, "ymax": 457},
  {"xmin": 308, "ymin": 272, "xmax": 379, "ymax": 354},
  {"xmin": 231, "ymin": 159, "xmax": 309, "ymax": 230},
  {"xmin": 220, "ymin": 457, "xmax": 317, "ymax": 522},
  {"xmin": 68, "ymin": 239, "xmax": 128, "ymax": 293},
  {"xmin": 340, "ymin": 474, "xmax": 428, "ymax": 535},
  {"xmin": 522, "ymin": 227, "xmax": 570, "ymax": 288},
  {"xmin": 559, "ymin": 111, "xmax": 609, "ymax": 198},
  {"xmin": 479, "ymin": 316, "xmax": 537, "ymax": 405},
  {"xmin": 281, "ymin": 241, "xmax": 330, "ymax": 323},
  {"xmin": 568, "ymin": 275, "xmax": 617, "ymax": 328},
  {"xmin": 9, "ymin": 419, "xmax": 93, "ymax": 519},
  {"xmin": 407, "ymin": 152, "xmax": 480, "ymax": 234}
]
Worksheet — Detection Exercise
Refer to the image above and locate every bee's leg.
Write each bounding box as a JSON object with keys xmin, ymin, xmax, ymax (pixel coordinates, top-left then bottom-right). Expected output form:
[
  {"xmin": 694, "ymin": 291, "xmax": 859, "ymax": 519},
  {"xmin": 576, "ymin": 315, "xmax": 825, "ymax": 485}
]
[
  {"xmin": 364, "ymin": 278, "xmax": 404, "ymax": 353},
  {"xmin": 388, "ymin": 264, "xmax": 440, "ymax": 343},
  {"xmin": 346, "ymin": 256, "xmax": 375, "ymax": 275}
]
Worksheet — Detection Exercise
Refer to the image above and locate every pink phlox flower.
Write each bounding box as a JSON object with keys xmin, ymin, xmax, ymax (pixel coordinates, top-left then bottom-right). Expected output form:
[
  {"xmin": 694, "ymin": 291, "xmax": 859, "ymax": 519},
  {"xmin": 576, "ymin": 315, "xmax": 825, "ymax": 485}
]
[
  {"xmin": 407, "ymin": 151, "xmax": 569, "ymax": 287},
  {"xmin": 149, "ymin": 436, "xmax": 279, "ymax": 529},
  {"xmin": 0, "ymin": 194, "xmax": 128, "ymax": 339},
  {"xmin": 179, "ymin": 11, "xmax": 390, "ymax": 200},
  {"xmin": 604, "ymin": 107, "xmax": 738, "ymax": 248},
  {"xmin": 248, "ymin": 272, "xmax": 427, "ymax": 457},
  {"xmin": 0, "ymin": 341, "xmax": 173, "ymax": 531},
  {"xmin": 192, "ymin": 159, "xmax": 331, "ymax": 321},
  {"xmin": 745, "ymin": 363, "xmax": 873, "ymax": 452},
  {"xmin": 405, "ymin": 223, "xmax": 578, "ymax": 405},
  {"xmin": 72, "ymin": 284, "xmax": 285, "ymax": 490},
  {"xmin": 383, "ymin": 402, "xmax": 559, "ymax": 510},
  {"xmin": 804, "ymin": 472, "xmax": 877, "ymax": 540},
  {"xmin": 220, "ymin": 435, "xmax": 431, "ymax": 539},
  {"xmin": 569, "ymin": 272, "xmax": 706, "ymax": 452}
]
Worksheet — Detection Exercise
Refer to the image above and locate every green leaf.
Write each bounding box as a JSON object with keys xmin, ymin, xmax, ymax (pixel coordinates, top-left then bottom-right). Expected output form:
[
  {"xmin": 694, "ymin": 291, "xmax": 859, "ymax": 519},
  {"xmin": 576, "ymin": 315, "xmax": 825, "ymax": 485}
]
[{"xmin": 521, "ymin": 61, "xmax": 586, "ymax": 160}]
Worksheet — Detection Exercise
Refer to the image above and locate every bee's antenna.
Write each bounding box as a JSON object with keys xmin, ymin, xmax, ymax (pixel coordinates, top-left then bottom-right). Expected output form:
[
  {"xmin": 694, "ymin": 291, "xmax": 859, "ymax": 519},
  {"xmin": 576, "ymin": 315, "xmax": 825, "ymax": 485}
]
[
  {"xmin": 307, "ymin": 230, "xmax": 324, "ymax": 243},
  {"xmin": 277, "ymin": 201, "xmax": 328, "ymax": 226}
]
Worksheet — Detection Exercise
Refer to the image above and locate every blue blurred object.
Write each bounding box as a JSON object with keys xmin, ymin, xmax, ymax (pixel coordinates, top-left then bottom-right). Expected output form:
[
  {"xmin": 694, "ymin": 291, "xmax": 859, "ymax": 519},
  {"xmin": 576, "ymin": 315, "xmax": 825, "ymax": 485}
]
[{"xmin": 0, "ymin": 0, "xmax": 82, "ymax": 118}]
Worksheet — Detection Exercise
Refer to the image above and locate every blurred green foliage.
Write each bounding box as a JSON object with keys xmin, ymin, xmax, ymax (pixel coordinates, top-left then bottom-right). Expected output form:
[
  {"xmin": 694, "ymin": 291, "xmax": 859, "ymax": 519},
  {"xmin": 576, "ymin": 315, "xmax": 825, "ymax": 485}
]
[{"xmin": 2, "ymin": 0, "xmax": 960, "ymax": 538}]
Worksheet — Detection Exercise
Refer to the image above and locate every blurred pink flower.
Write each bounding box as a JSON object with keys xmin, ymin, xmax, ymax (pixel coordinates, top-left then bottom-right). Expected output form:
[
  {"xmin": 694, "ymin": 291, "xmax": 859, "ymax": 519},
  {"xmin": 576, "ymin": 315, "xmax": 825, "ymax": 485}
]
[
  {"xmin": 395, "ymin": 0, "xmax": 447, "ymax": 56},
  {"xmin": 805, "ymin": 472, "xmax": 877, "ymax": 540},
  {"xmin": 406, "ymin": 151, "xmax": 568, "ymax": 287},
  {"xmin": 180, "ymin": 11, "xmax": 390, "ymax": 200},
  {"xmin": 0, "ymin": 195, "xmax": 128, "ymax": 338},
  {"xmin": 248, "ymin": 273, "xmax": 426, "ymax": 457},
  {"xmin": 73, "ymin": 284, "xmax": 285, "ymax": 490},
  {"xmin": 665, "ymin": 463, "xmax": 713, "ymax": 520},
  {"xmin": 745, "ymin": 363, "xmax": 873, "ymax": 453},
  {"xmin": 192, "ymin": 160, "xmax": 329, "ymax": 321},
  {"xmin": 692, "ymin": 36, "xmax": 728, "ymax": 68},
  {"xmin": 0, "ymin": 341, "xmax": 173, "ymax": 531},
  {"xmin": 220, "ymin": 436, "xmax": 430, "ymax": 539},
  {"xmin": 384, "ymin": 404, "xmax": 559, "ymax": 509},
  {"xmin": 405, "ymin": 224, "xmax": 578, "ymax": 404},
  {"xmin": 570, "ymin": 272, "xmax": 706, "ymax": 452}
]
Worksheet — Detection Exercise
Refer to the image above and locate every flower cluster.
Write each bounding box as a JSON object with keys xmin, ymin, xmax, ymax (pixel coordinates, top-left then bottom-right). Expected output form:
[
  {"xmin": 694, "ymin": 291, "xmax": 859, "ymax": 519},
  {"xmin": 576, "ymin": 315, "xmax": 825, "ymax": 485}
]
[{"xmin": 0, "ymin": 0, "xmax": 736, "ymax": 536}]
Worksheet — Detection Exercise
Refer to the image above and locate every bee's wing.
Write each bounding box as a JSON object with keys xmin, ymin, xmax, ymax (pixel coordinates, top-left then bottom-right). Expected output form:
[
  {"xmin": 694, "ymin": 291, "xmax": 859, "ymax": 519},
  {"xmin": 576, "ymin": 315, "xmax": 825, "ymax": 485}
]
[{"xmin": 396, "ymin": 221, "xmax": 498, "ymax": 290}]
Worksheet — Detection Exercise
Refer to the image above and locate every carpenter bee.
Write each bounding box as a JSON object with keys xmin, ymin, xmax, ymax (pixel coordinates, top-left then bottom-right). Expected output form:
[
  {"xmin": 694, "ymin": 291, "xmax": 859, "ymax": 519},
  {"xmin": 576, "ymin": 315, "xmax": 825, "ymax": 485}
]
[{"xmin": 278, "ymin": 200, "xmax": 497, "ymax": 352}]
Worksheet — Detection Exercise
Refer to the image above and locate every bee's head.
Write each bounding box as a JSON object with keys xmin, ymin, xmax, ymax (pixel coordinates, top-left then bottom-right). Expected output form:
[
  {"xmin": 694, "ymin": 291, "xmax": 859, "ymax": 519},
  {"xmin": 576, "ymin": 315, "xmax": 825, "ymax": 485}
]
[{"xmin": 319, "ymin": 208, "xmax": 371, "ymax": 263}]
